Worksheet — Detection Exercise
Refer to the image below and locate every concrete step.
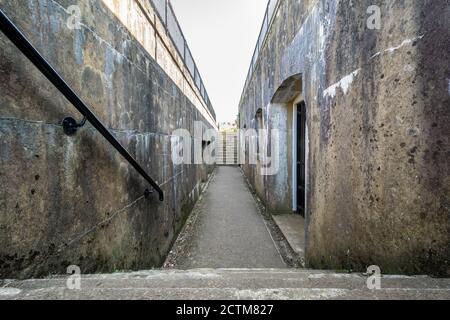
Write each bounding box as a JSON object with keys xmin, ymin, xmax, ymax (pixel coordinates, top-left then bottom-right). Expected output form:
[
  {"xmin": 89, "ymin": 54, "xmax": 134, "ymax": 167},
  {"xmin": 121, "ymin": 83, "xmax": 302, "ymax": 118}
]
[{"xmin": 2, "ymin": 269, "xmax": 449, "ymax": 300}]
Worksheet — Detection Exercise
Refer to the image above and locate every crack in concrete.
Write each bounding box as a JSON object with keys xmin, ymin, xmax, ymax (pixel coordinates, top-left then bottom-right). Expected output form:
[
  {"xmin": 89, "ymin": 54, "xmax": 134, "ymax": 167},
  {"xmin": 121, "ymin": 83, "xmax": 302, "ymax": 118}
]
[
  {"xmin": 0, "ymin": 117, "xmax": 174, "ymax": 138},
  {"xmin": 0, "ymin": 116, "xmax": 62, "ymax": 128},
  {"xmin": 56, "ymin": 194, "xmax": 147, "ymax": 253}
]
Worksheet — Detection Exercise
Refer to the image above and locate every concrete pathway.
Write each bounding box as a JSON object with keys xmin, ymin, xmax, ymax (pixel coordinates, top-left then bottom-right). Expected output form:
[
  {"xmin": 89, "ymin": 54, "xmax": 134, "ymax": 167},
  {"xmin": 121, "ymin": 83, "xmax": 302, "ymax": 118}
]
[{"xmin": 169, "ymin": 166, "xmax": 286, "ymax": 269}]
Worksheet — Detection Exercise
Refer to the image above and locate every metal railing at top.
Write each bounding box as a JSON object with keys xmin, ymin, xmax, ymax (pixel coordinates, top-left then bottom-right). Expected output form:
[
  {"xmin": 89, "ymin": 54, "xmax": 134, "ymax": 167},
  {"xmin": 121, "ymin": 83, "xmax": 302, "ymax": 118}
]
[
  {"xmin": 150, "ymin": 0, "xmax": 215, "ymax": 121},
  {"xmin": 242, "ymin": 0, "xmax": 280, "ymax": 100}
]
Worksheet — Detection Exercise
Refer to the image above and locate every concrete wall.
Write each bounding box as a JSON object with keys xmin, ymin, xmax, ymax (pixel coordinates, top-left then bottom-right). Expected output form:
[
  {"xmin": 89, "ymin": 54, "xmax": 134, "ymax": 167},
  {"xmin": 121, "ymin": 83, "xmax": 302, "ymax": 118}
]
[
  {"xmin": 0, "ymin": 0, "xmax": 216, "ymax": 278},
  {"xmin": 239, "ymin": 0, "xmax": 449, "ymax": 276}
]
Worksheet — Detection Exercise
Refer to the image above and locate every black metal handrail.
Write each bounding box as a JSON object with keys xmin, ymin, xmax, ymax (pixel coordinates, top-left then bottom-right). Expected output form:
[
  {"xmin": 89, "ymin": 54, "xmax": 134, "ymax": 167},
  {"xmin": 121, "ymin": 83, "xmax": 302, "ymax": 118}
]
[{"xmin": 0, "ymin": 9, "xmax": 164, "ymax": 201}]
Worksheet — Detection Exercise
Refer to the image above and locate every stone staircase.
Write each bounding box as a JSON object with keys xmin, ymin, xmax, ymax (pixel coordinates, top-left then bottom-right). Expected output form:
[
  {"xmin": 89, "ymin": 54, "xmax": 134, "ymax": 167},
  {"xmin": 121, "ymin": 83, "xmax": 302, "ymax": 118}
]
[
  {"xmin": 216, "ymin": 132, "xmax": 238, "ymax": 166},
  {"xmin": 2, "ymin": 269, "xmax": 449, "ymax": 300}
]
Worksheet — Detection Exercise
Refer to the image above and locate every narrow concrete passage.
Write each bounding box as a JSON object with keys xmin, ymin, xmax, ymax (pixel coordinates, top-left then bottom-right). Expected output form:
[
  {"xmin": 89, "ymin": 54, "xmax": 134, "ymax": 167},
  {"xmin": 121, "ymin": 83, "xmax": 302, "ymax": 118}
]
[{"xmin": 169, "ymin": 167, "xmax": 286, "ymax": 269}]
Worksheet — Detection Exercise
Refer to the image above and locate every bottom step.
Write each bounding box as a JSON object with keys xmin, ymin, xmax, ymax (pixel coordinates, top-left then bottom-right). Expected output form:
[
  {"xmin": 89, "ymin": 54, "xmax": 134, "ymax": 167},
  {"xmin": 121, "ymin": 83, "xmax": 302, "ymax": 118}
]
[{"xmin": 2, "ymin": 269, "xmax": 449, "ymax": 300}]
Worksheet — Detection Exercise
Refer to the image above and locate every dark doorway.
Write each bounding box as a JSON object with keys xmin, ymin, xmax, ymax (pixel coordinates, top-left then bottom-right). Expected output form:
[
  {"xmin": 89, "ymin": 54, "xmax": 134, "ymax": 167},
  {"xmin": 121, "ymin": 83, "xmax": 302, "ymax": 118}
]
[{"xmin": 296, "ymin": 101, "xmax": 306, "ymax": 215}]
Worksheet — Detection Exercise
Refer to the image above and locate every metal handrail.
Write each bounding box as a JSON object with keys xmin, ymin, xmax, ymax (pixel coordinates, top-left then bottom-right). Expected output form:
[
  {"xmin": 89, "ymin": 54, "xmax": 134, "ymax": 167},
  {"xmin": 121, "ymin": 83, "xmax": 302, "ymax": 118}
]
[{"xmin": 0, "ymin": 9, "xmax": 164, "ymax": 201}]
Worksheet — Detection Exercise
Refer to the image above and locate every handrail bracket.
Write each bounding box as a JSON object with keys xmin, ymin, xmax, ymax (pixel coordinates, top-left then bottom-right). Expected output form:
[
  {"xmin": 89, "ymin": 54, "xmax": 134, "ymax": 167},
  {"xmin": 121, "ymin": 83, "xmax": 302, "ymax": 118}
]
[{"xmin": 62, "ymin": 116, "xmax": 87, "ymax": 136}]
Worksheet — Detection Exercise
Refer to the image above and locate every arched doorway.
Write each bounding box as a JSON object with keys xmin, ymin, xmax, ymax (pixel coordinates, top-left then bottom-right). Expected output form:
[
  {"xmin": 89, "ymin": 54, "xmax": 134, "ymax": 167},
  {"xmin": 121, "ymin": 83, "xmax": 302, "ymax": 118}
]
[{"xmin": 271, "ymin": 74, "xmax": 307, "ymax": 215}]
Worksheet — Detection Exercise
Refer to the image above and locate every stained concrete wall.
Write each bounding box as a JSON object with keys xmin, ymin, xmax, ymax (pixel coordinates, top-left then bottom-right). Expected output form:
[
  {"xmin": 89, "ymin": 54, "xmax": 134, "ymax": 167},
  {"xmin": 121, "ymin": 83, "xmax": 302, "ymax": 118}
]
[
  {"xmin": 239, "ymin": 0, "xmax": 449, "ymax": 276},
  {"xmin": 0, "ymin": 0, "xmax": 216, "ymax": 278}
]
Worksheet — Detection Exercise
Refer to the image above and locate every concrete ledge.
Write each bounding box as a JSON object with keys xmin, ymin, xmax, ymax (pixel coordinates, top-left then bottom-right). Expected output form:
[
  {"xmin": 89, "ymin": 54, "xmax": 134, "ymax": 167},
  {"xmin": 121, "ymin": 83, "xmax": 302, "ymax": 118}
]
[{"xmin": 272, "ymin": 214, "xmax": 306, "ymax": 261}]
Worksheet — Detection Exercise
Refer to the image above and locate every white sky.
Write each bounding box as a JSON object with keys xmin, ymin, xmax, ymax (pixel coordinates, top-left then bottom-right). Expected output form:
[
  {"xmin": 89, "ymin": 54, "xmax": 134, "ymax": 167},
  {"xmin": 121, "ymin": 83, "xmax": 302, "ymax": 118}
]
[{"xmin": 170, "ymin": 0, "xmax": 269, "ymax": 123}]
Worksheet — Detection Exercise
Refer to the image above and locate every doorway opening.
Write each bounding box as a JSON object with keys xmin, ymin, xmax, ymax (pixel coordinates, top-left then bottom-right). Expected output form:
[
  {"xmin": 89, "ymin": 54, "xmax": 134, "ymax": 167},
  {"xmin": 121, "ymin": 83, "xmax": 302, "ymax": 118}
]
[{"xmin": 296, "ymin": 101, "xmax": 306, "ymax": 216}]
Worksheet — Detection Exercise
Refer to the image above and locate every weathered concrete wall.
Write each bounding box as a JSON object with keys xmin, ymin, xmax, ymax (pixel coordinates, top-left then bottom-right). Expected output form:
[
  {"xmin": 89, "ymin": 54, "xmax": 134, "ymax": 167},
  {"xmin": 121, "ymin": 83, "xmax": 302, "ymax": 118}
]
[
  {"xmin": 0, "ymin": 0, "xmax": 216, "ymax": 278},
  {"xmin": 239, "ymin": 0, "xmax": 449, "ymax": 275}
]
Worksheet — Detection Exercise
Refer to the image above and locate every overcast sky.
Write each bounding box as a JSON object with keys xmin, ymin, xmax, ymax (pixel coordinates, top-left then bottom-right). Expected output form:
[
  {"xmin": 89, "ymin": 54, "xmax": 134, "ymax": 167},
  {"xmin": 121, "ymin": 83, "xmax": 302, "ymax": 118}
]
[{"xmin": 170, "ymin": 0, "xmax": 268, "ymax": 123}]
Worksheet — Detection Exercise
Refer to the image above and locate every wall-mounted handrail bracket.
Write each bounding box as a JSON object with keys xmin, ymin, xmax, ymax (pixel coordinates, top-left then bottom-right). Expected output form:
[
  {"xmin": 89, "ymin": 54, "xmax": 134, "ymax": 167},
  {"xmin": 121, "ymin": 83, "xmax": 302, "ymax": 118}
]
[
  {"xmin": 144, "ymin": 188, "xmax": 153, "ymax": 199},
  {"xmin": 0, "ymin": 8, "xmax": 164, "ymax": 202},
  {"xmin": 62, "ymin": 116, "xmax": 87, "ymax": 136}
]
